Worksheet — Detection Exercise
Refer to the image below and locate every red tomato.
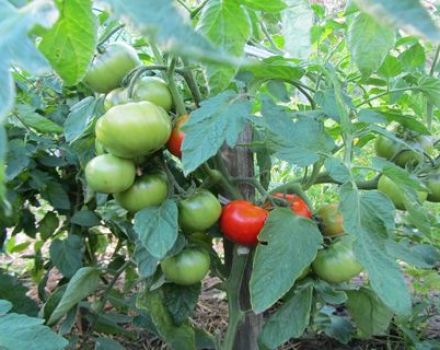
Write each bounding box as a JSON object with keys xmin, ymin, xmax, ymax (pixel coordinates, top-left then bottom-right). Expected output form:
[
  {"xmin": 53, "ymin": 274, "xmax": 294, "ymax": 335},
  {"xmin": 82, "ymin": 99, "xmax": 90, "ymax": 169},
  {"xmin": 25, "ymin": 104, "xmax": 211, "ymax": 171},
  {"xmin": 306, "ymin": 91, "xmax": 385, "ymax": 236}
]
[
  {"xmin": 167, "ymin": 114, "xmax": 189, "ymax": 158},
  {"xmin": 219, "ymin": 200, "xmax": 268, "ymax": 246},
  {"xmin": 272, "ymin": 193, "xmax": 312, "ymax": 218}
]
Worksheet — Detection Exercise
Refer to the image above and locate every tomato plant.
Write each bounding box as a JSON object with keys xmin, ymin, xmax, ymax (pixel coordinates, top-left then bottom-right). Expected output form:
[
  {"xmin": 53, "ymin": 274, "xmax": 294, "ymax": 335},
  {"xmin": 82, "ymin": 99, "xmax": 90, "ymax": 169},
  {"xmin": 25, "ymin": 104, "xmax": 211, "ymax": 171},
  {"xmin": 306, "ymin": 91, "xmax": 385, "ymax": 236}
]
[
  {"xmin": 96, "ymin": 101, "xmax": 172, "ymax": 159},
  {"xmin": 312, "ymin": 237, "xmax": 363, "ymax": 283},
  {"xmin": 220, "ymin": 200, "xmax": 268, "ymax": 246},
  {"xmin": 1, "ymin": 1, "xmax": 440, "ymax": 350},
  {"xmin": 160, "ymin": 247, "xmax": 211, "ymax": 286}
]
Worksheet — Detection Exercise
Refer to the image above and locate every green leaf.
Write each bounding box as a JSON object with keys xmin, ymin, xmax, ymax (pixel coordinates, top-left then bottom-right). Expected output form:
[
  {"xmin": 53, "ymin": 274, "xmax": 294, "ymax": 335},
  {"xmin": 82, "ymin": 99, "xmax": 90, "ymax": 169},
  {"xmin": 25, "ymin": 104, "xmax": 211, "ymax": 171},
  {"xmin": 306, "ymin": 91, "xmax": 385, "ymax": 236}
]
[
  {"xmin": 136, "ymin": 287, "xmax": 196, "ymax": 350},
  {"xmin": 324, "ymin": 158, "xmax": 351, "ymax": 183},
  {"xmin": 64, "ymin": 96, "xmax": 98, "ymax": 142},
  {"xmin": 418, "ymin": 76, "xmax": 440, "ymax": 109},
  {"xmin": 385, "ymin": 240, "xmax": 439, "ymax": 269},
  {"xmin": 71, "ymin": 210, "xmax": 100, "ymax": 227},
  {"xmin": 378, "ymin": 55, "xmax": 402, "ymax": 78},
  {"xmin": 0, "ymin": 269, "xmax": 39, "ymax": 316},
  {"xmin": 399, "ymin": 43, "xmax": 425, "ymax": 71},
  {"xmin": 347, "ymin": 13, "xmax": 395, "ymax": 77},
  {"xmin": 346, "ymin": 287, "xmax": 394, "ymax": 337},
  {"xmin": 314, "ymin": 281, "xmax": 347, "ymax": 305},
  {"xmin": 241, "ymin": 56, "xmax": 304, "ymax": 83},
  {"xmin": 39, "ymin": 0, "xmax": 97, "ymax": 85},
  {"xmin": 197, "ymin": 0, "xmax": 251, "ymax": 93},
  {"xmin": 38, "ymin": 212, "xmax": 59, "ymax": 240},
  {"xmin": 250, "ymin": 208, "xmax": 322, "ymax": 313},
  {"xmin": 0, "ymin": 313, "xmax": 68, "ymax": 350},
  {"xmin": 0, "ymin": 300, "xmax": 12, "ymax": 314},
  {"xmin": 43, "ymin": 181, "xmax": 71, "ymax": 210},
  {"xmin": 134, "ymin": 200, "xmax": 178, "ymax": 259},
  {"xmin": 48, "ymin": 267, "xmax": 101, "ymax": 325},
  {"xmin": 181, "ymin": 91, "xmax": 250, "ymax": 174},
  {"xmin": 5, "ymin": 139, "xmax": 30, "ymax": 181},
  {"xmin": 339, "ymin": 184, "xmax": 412, "ymax": 315},
  {"xmin": 163, "ymin": 283, "xmax": 201, "ymax": 325},
  {"xmin": 0, "ymin": 0, "xmax": 57, "ymax": 122},
  {"xmin": 49, "ymin": 235, "xmax": 83, "ymax": 278},
  {"xmin": 358, "ymin": 109, "xmax": 429, "ymax": 134},
  {"xmin": 242, "ymin": 0, "xmax": 286, "ymax": 12},
  {"xmin": 95, "ymin": 337, "xmax": 124, "ymax": 350},
  {"xmin": 15, "ymin": 105, "xmax": 63, "ymax": 134},
  {"xmin": 320, "ymin": 309, "xmax": 354, "ymax": 345},
  {"xmin": 281, "ymin": 0, "xmax": 313, "ymax": 59},
  {"xmin": 101, "ymin": 0, "xmax": 226, "ymax": 64},
  {"xmin": 315, "ymin": 88, "xmax": 354, "ymax": 122},
  {"xmin": 354, "ymin": 0, "xmax": 440, "ymax": 42},
  {"xmin": 259, "ymin": 285, "xmax": 313, "ymax": 349},
  {"xmin": 0, "ymin": 127, "xmax": 6, "ymax": 200},
  {"xmin": 134, "ymin": 243, "xmax": 159, "ymax": 278}
]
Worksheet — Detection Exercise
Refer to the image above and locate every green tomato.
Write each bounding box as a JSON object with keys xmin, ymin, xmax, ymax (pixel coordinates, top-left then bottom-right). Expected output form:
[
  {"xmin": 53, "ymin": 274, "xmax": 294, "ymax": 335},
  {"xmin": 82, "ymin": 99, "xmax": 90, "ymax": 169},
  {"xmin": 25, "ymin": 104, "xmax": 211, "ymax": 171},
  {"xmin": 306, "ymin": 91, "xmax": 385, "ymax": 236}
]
[
  {"xmin": 179, "ymin": 189, "xmax": 222, "ymax": 233},
  {"xmin": 114, "ymin": 171, "xmax": 169, "ymax": 212},
  {"xmin": 132, "ymin": 76, "xmax": 173, "ymax": 112},
  {"xmin": 312, "ymin": 236, "xmax": 363, "ymax": 283},
  {"xmin": 317, "ymin": 204, "xmax": 344, "ymax": 237},
  {"xmin": 426, "ymin": 173, "xmax": 440, "ymax": 202},
  {"xmin": 96, "ymin": 101, "xmax": 172, "ymax": 159},
  {"xmin": 377, "ymin": 175, "xmax": 427, "ymax": 210},
  {"xmin": 160, "ymin": 247, "xmax": 210, "ymax": 285},
  {"xmin": 104, "ymin": 87, "xmax": 129, "ymax": 111},
  {"xmin": 85, "ymin": 154, "xmax": 136, "ymax": 194},
  {"xmin": 84, "ymin": 43, "xmax": 140, "ymax": 93},
  {"xmin": 375, "ymin": 134, "xmax": 433, "ymax": 168}
]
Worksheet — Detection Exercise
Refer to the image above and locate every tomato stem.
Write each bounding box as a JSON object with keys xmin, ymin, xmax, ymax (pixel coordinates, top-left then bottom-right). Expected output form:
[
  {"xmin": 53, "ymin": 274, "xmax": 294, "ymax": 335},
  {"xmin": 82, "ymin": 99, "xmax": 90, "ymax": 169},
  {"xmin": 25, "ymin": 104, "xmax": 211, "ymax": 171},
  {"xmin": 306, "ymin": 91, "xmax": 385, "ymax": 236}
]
[
  {"xmin": 222, "ymin": 245, "xmax": 249, "ymax": 350},
  {"xmin": 97, "ymin": 24, "xmax": 125, "ymax": 50},
  {"xmin": 166, "ymin": 58, "xmax": 187, "ymax": 116}
]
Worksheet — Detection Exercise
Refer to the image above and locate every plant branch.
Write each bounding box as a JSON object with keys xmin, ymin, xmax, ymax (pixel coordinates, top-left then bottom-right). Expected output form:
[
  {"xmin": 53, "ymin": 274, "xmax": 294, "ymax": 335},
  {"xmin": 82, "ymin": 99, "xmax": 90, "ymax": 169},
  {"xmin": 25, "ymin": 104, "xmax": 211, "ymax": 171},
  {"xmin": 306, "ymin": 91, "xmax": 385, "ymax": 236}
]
[
  {"xmin": 97, "ymin": 24, "xmax": 125, "ymax": 49},
  {"xmin": 355, "ymin": 87, "xmax": 420, "ymax": 108},
  {"xmin": 166, "ymin": 58, "xmax": 187, "ymax": 116}
]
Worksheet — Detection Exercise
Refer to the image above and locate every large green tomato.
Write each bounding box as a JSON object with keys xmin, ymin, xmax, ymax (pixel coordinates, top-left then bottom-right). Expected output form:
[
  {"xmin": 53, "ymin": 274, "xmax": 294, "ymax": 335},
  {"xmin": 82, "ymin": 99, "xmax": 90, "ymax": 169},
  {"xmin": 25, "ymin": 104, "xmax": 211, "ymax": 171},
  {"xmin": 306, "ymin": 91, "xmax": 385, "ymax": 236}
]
[
  {"xmin": 104, "ymin": 88, "xmax": 129, "ymax": 111},
  {"xmin": 179, "ymin": 189, "xmax": 222, "ymax": 233},
  {"xmin": 160, "ymin": 247, "xmax": 210, "ymax": 285},
  {"xmin": 377, "ymin": 175, "xmax": 427, "ymax": 210},
  {"xmin": 312, "ymin": 237, "xmax": 363, "ymax": 283},
  {"xmin": 85, "ymin": 154, "xmax": 136, "ymax": 194},
  {"xmin": 84, "ymin": 43, "xmax": 140, "ymax": 93},
  {"xmin": 114, "ymin": 171, "xmax": 169, "ymax": 212},
  {"xmin": 375, "ymin": 134, "xmax": 432, "ymax": 168},
  {"xmin": 426, "ymin": 173, "xmax": 440, "ymax": 202},
  {"xmin": 132, "ymin": 77, "xmax": 173, "ymax": 112},
  {"xmin": 96, "ymin": 101, "xmax": 172, "ymax": 159}
]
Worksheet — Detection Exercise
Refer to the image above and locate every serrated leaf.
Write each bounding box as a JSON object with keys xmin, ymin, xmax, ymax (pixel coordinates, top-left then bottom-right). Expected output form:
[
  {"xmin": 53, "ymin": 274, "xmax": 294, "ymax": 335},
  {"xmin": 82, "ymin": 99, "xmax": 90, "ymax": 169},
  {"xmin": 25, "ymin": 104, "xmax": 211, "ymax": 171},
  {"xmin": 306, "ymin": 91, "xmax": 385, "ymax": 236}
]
[
  {"xmin": 43, "ymin": 181, "xmax": 71, "ymax": 210},
  {"xmin": 0, "ymin": 269, "xmax": 39, "ymax": 316},
  {"xmin": 259, "ymin": 285, "xmax": 313, "ymax": 349},
  {"xmin": 134, "ymin": 243, "xmax": 159, "ymax": 278},
  {"xmin": 15, "ymin": 105, "xmax": 63, "ymax": 134},
  {"xmin": 163, "ymin": 283, "xmax": 201, "ymax": 325},
  {"xmin": 347, "ymin": 13, "xmax": 395, "ymax": 77},
  {"xmin": 38, "ymin": 212, "xmax": 59, "ymax": 240},
  {"xmin": 39, "ymin": 0, "xmax": 97, "ymax": 85},
  {"xmin": 418, "ymin": 76, "xmax": 440, "ymax": 109},
  {"xmin": 0, "ymin": 0, "xmax": 58, "ymax": 122},
  {"xmin": 314, "ymin": 281, "xmax": 348, "ymax": 305},
  {"xmin": 49, "ymin": 235, "xmax": 83, "ymax": 278},
  {"xmin": 5, "ymin": 139, "xmax": 30, "ymax": 181},
  {"xmin": 358, "ymin": 109, "xmax": 429, "ymax": 134},
  {"xmin": 339, "ymin": 184, "xmax": 412, "ymax": 315},
  {"xmin": 0, "ymin": 313, "xmax": 68, "ymax": 350},
  {"xmin": 347, "ymin": 287, "xmax": 394, "ymax": 337},
  {"xmin": 354, "ymin": 0, "xmax": 440, "ymax": 42},
  {"xmin": 136, "ymin": 287, "xmax": 196, "ymax": 350},
  {"xmin": 378, "ymin": 55, "xmax": 402, "ymax": 78},
  {"xmin": 71, "ymin": 210, "xmax": 100, "ymax": 227},
  {"xmin": 242, "ymin": 56, "xmax": 304, "ymax": 83},
  {"xmin": 386, "ymin": 240, "xmax": 439, "ymax": 269},
  {"xmin": 242, "ymin": 0, "xmax": 286, "ymax": 12},
  {"xmin": 48, "ymin": 267, "xmax": 100, "ymax": 325},
  {"xmin": 134, "ymin": 200, "xmax": 178, "ymax": 259},
  {"xmin": 324, "ymin": 158, "xmax": 351, "ymax": 183},
  {"xmin": 250, "ymin": 208, "xmax": 322, "ymax": 313},
  {"xmin": 281, "ymin": 0, "xmax": 313, "ymax": 59},
  {"xmin": 181, "ymin": 91, "xmax": 250, "ymax": 174},
  {"xmin": 197, "ymin": 0, "xmax": 251, "ymax": 92},
  {"xmin": 100, "ymin": 0, "xmax": 229, "ymax": 64},
  {"xmin": 64, "ymin": 96, "xmax": 98, "ymax": 142},
  {"xmin": 399, "ymin": 43, "xmax": 425, "ymax": 71}
]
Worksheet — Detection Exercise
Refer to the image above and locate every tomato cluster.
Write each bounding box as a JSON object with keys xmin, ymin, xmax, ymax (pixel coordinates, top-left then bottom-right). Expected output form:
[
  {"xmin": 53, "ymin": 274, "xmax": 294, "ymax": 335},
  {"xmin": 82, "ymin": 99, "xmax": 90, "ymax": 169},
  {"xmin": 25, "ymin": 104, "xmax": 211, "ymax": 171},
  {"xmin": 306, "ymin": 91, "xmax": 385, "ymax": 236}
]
[{"xmin": 83, "ymin": 43, "xmax": 221, "ymax": 286}]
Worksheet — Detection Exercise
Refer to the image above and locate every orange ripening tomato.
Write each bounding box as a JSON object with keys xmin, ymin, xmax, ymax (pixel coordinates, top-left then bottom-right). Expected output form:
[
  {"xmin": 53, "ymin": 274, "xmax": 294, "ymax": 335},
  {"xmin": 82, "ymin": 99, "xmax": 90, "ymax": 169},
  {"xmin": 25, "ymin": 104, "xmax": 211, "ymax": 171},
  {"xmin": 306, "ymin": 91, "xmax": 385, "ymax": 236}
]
[
  {"xmin": 167, "ymin": 114, "xmax": 189, "ymax": 158},
  {"xmin": 263, "ymin": 193, "xmax": 312, "ymax": 219}
]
